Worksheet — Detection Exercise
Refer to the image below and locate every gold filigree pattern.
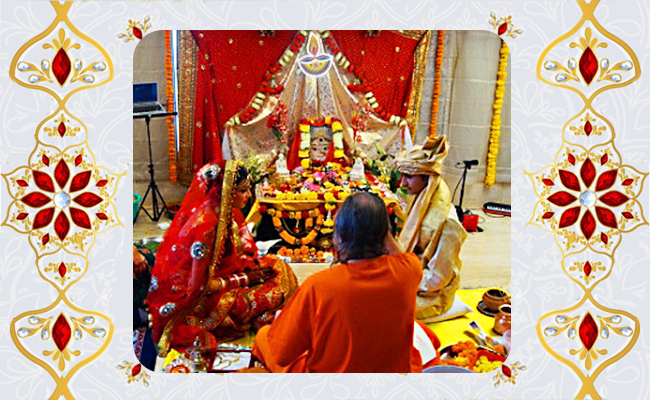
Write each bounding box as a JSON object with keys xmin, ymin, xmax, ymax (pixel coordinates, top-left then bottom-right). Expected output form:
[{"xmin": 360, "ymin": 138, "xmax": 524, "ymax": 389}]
[
  {"xmin": 530, "ymin": 1, "xmax": 644, "ymax": 398},
  {"xmin": 488, "ymin": 13, "xmax": 523, "ymax": 38},
  {"xmin": 117, "ymin": 361, "xmax": 151, "ymax": 387},
  {"xmin": 6, "ymin": 2, "xmax": 121, "ymax": 399}
]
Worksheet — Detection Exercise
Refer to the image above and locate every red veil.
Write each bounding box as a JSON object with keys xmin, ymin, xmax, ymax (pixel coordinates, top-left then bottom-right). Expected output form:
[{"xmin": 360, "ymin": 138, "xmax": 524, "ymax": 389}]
[{"xmin": 147, "ymin": 161, "xmax": 298, "ymax": 356}]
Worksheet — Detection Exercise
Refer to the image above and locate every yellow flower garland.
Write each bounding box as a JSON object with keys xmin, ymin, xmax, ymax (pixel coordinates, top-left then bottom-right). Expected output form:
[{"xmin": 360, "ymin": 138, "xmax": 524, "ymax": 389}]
[
  {"xmin": 298, "ymin": 118, "xmax": 345, "ymax": 168},
  {"xmin": 485, "ymin": 40, "xmax": 509, "ymax": 186}
]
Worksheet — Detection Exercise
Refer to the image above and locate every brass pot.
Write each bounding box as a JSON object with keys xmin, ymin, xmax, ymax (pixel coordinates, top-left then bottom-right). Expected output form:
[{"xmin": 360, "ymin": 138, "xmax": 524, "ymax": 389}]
[{"xmin": 493, "ymin": 304, "xmax": 511, "ymax": 335}]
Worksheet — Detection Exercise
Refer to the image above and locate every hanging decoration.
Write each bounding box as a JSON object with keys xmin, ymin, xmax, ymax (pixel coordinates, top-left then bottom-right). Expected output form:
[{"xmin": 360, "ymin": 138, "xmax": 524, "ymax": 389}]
[
  {"xmin": 485, "ymin": 40, "xmax": 509, "ymax": 187},
  {"xmin": 165, "ymin": 30, "xmax": 177, "ymax": 183},
  {"xmin": 429, "ymin": 30, "xmax": 445, "ymax": 138}
]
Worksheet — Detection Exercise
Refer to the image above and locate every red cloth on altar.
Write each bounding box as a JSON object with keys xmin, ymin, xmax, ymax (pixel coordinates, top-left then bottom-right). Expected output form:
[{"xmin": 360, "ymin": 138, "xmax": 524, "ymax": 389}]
[
  {"xmin": 190, "ymin": 31, "xmax": 297, "ymax": 170},
  {"xmin": 330, "ymin": 31, "xmax": 420, "ymax": 118}
]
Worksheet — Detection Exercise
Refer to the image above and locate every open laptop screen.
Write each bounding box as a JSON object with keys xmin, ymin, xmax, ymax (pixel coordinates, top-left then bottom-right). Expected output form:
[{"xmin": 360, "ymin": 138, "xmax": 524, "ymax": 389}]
[{"xmin": 133, "ymin": 83, "xmax": 158, "ymax": 104}]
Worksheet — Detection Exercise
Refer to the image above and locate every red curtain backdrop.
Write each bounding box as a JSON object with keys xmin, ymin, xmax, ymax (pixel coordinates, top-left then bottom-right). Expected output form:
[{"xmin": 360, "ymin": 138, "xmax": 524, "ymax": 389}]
[
  {"xmin": 330, "ymin": 31, "xmax": 420, "ymax": 118},
  {"xmin": 190, "ymin": 30, "xmax": 297, "ymax": 170}
]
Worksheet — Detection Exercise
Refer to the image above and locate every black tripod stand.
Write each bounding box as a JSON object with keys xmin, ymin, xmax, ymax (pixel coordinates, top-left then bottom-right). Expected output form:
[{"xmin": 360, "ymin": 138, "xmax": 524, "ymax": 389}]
[
  {"xmin": 455, "ymin": 159, "xmax": 478, "ymax": 223},
  {"xmin": 134, "ymin": 112, "xmax": 177, "ymax": 222}
]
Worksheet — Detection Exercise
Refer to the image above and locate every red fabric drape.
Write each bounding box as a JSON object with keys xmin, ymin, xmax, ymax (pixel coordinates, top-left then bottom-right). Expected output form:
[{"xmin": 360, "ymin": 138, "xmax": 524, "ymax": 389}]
[
  {"xmin": 330, "ymin": 31, "xmax": 420, "ymax": 118},
  {"xmin": 190, "ymin": 31, "xmax": 297, "ymax": 170}
]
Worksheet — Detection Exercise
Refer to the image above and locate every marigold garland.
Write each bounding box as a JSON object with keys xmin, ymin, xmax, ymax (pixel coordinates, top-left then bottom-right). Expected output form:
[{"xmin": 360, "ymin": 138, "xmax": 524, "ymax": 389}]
[
  {"xmin": 429, "ymin": 30, "xmax": 445, "ymax": 138},
  {"xmin": 484, "ymin": 40, "xmax": 509, "ymax": 187},
  {"xmin": 164, "ymin": 30, "xmax": 177, "ymax": 183}
]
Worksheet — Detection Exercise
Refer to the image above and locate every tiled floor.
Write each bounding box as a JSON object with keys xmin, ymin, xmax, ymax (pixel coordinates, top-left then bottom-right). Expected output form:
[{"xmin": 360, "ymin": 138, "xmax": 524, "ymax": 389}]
[{"xmin": 134, "ymin": 181, "xmax": 510, "ymax": 292}]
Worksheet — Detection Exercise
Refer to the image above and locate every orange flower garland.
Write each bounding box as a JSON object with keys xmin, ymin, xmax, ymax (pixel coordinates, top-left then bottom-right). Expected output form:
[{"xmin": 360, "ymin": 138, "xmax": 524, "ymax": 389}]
[
  {"xmin": 267, "ymin": 207, "xmax": 324, "ymax": 245},
  {"xmin": 429, "ymin": 30, "xmax": 445, "ymax": 138},
  {"xmin": 164, "ymin": 30, "xmax": 177, "ymax": 183}
]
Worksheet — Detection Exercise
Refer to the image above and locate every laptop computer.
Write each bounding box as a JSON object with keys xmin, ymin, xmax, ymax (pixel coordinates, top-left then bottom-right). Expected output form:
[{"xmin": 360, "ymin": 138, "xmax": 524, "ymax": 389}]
[{"xmin": 133, "ymin": 83, "xmax": 166, "ymax": 115}]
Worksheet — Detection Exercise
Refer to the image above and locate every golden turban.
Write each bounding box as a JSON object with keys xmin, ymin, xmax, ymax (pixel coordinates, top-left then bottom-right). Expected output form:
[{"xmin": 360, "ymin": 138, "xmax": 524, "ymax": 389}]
[{"xmin": 395, "ymin": 135, "xmax": 448, "ymax": 177}]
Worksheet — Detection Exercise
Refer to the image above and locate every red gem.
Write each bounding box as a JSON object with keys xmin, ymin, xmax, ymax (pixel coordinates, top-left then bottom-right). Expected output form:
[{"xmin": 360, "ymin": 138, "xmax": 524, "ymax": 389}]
[
  {"xmin": 622, "ymin": 212, "xmax": 634, "ymax": 219},
  {"xmin": 547, "ymin": 191, "xmax": 578, "ymax": 207},
  {"xmin": 568, "ymin": 153, "xmax": 576, "ymax": 166},
  {"xmin": 58, "ymin": 262, "xmax": 67, "ymax": 277},
  {"xmin": 133, "ymin": 27, "xmax": 143, "ymax": 40},
  {"xmin": 580, "ymin": 158, "xmax": 596, "ymax": 189},
  {"xmin": 558, "ymin": 206, "xmax": 581, "ymax": 228},
  {"xmin": 52, "ymin": 314, "xmax": 71, "ymax": 352},
  {"xmin": 599, "ymin": 191, "xmax": 629, "ymax": 207},
  {"xmin": 559, "ymin": 170, "xmax": 581, "ymax": 191},
  {"xmin": 580, "ymin": 210, "xmax": 596, "ymax": 239},
  {"xmin": 57, "ymin": 122, "xmax": 66, "ymax": 137},
  {"xmin": 42, "ymin": 155, "xmax": 50, "ymax": 166},
  {"xmin": 622, "ymin": 178, "xmax": 634, "ymax": 186},
  {"xmin": 132, "ymin": 364, "xmax": 142, "ymax": 376},
  {"xmin": 595, "ymin": 206, "xmax": 618, "ymax": 229},
  {"xmin": 42, "ymin": 233, "xmax": 50, "ymax": 245},
  {"xmin": 16, "ymin": 213, "xmax": 28, "ymax": 220},
  {"xmin": 95, "ymin": 179, "xmax": 108, "ymax": 187},
  {"xmin": 54, "ymin": 211, "xmax": 70, "ymax": 240},
  {"xmin": 17, "ymin": 179, "xmax": 29, "ymax": 187},
  {"xmin": 21, "ymin": 192, "xmax": 52, "ymax": 208},
  {"xmin": 595, "ymin": 170, "xmax": 618, "ymax": 192},
  {"xmin": 52, "ymin": 48, "xmax": 71, "ymax": 86},
  {"xmin": 579, "ymin": 312, "xmax": 598, "ymax": 351},
  {"xmin": 96, "ymin": 213, "xmax": 108, "ymax": 220},
  {"xmin": 54, "ymin": 160, "xmax": 70, "ymax": 189},
  {"xmin": 33, "ymin": 207, "xmax": 55, "ymax": 230},
  {"xmin": 542, "ymin": 212, "xmax": 555, "ymax": 219},
  {"xmin": 74, "ymin": 155, "xmax": 82, "ymax": 167},
  {"xmin": 497, "ymin": 23, "xmax": 508, "ymax": 36},
  {"xmin": 601, "ymin": 232, "xmax": 608, "ymax": 244},
  {"xmin": 32, "ymin": 171, "xmax": 55, "ymax": 193},
  {"xmin": 542, "ymin": 179, "xmax": 555, "ymax": 186},
  {"xmin": 73, "ymin": 192, "xmax": 103, "ymax": 208},
  {"xmin": 579, "ymin": 47, "xmax": 598, "ymax": 85},
  {"xmin": 69, "ymin": 207, "xmax": 91, "ymax": 229},
  {"xmin": 583, "ymin": 261, "xmax": 592, "ymax": 277},
  {"xmin": 600, "ymin": 153, "xmax": 608, "ymax": 165},
  {"xmin": 69, "ymin": 171, "xmax": 92, "ymax": 193},
  {"xmin": 502, "ymin": 364, "xmax": 512, "ymax": 377},
  {"xmin": 584, "ymin": 121, "xmax": 593, "ymax": 136}
]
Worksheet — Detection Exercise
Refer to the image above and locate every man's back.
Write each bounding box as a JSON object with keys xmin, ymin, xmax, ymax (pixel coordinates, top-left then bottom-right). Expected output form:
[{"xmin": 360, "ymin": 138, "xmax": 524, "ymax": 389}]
[{"xmin": 266, "ymin": 252, "xmax": 423, "ymax": 373}]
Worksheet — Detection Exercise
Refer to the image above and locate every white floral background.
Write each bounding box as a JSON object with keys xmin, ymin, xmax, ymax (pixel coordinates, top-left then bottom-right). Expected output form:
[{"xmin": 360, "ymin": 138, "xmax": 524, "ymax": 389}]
[{"xmin": 1, "ymin": 1, "xmax": 649, "ymax": 399}]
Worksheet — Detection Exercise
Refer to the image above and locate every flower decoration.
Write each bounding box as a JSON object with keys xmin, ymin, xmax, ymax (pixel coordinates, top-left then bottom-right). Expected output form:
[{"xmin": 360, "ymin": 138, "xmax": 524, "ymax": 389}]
[
  {"xmin": 488, "ymin": 13, "xmax": 523, "ymax": 38},
  {"xmin": 543, "ymin": 312, "xmax": 633, "ymax": 370},
  {"xmin": 4, "ymin": 150, "xmax": 122, "ymax": 256},
  {"xmin": 528, "ymin": 146, "xmax": 646, "ymax": 253},
  {"xmin": 117, "ymin": 16, "xmax": 151, "ymax": 42},
  {"xmin": 485, "ymin": 40, "xmax": 509, "ymax": 186}
]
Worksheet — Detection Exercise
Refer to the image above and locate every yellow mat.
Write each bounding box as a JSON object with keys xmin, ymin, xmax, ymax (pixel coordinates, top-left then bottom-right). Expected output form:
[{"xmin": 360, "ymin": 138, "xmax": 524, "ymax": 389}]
[
  {"xmin": 226, "ymin": 288, "xmax": 501, "ymax": 350},
  {"xmin": 424, "ymin": 288, "xmax": 502, "ymax": 348}
]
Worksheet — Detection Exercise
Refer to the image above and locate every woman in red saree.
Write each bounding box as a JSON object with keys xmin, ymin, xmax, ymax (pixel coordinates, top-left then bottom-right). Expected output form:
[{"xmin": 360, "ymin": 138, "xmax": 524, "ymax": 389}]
[{"xmin": 147, "ymin": 160, "xmax": 298, "ymax": 357}]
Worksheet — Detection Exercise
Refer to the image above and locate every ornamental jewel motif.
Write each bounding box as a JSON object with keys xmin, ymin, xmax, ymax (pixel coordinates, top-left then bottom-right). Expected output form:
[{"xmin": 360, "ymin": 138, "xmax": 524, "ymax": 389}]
[
  {"xmin": 190, "ymin": 241, "xmax": 207, "ymax": 259},
  {"xmin": 543, "ymin": 28, "xmax": 633, "ymax": 86},
  {"xmin": 4, "ymin": 150, "xmax": 123, "ymax": 256},
  {"xmin": 117, "ymin": 16, "xmax": 151, "ymax": 42},
  {"xmin": 44, "ymin": 261, "xmax": 81, "ymax": 285},
  {"xmin": 492, "ymin": 361, "xmax": 527, "ymax": 388},
  {"xmin": 16, "ymin": 29, "xmax": 106, "ymax": 87},
  {"xmin": 117, "ymin": 360, "xmax": 151, "ymax": 387},
  {"xmin": 16, "ymin": 312, "xmax": 107, "ymax": 371},
  {"xmin": 488, "ymin": 13, "xmax": 523, "ymax": 38},
  {"xmin": 544, "ymin": 311, "xmax": 633, "ymax": 370},
  {"xmin": 528, "ymin": 146, "xmax": 646, "ymax": 253}
]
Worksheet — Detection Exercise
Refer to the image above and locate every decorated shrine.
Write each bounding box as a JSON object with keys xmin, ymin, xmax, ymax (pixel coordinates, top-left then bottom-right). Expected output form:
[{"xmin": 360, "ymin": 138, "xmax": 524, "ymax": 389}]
[{"xmin": 133, "ymin": 29, "xmax": 512, "ymax": 374}]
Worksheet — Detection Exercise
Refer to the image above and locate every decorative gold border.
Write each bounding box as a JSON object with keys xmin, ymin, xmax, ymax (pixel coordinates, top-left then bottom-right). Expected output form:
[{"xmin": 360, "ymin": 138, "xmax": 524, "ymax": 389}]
[
  {"xmin": 4, "ymin": 2, "xmax": 124, "ymax": 398},
  {"xmin": 529, "ymin": 1, "xmax": 645, "ymax": 398}
]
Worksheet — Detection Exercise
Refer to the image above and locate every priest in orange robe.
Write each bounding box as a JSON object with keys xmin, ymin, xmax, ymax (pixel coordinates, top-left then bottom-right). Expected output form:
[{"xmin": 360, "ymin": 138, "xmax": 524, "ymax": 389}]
[{"xmin": 252, "ymin": 192, "xmax": 439, "ymax": 373}]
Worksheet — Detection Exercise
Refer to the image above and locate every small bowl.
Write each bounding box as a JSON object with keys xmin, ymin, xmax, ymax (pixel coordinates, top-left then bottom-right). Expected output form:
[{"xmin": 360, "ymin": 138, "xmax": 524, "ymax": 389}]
[{"xmin": 482, "ymin": 288, "xmax": 510, "ymax": 312}]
